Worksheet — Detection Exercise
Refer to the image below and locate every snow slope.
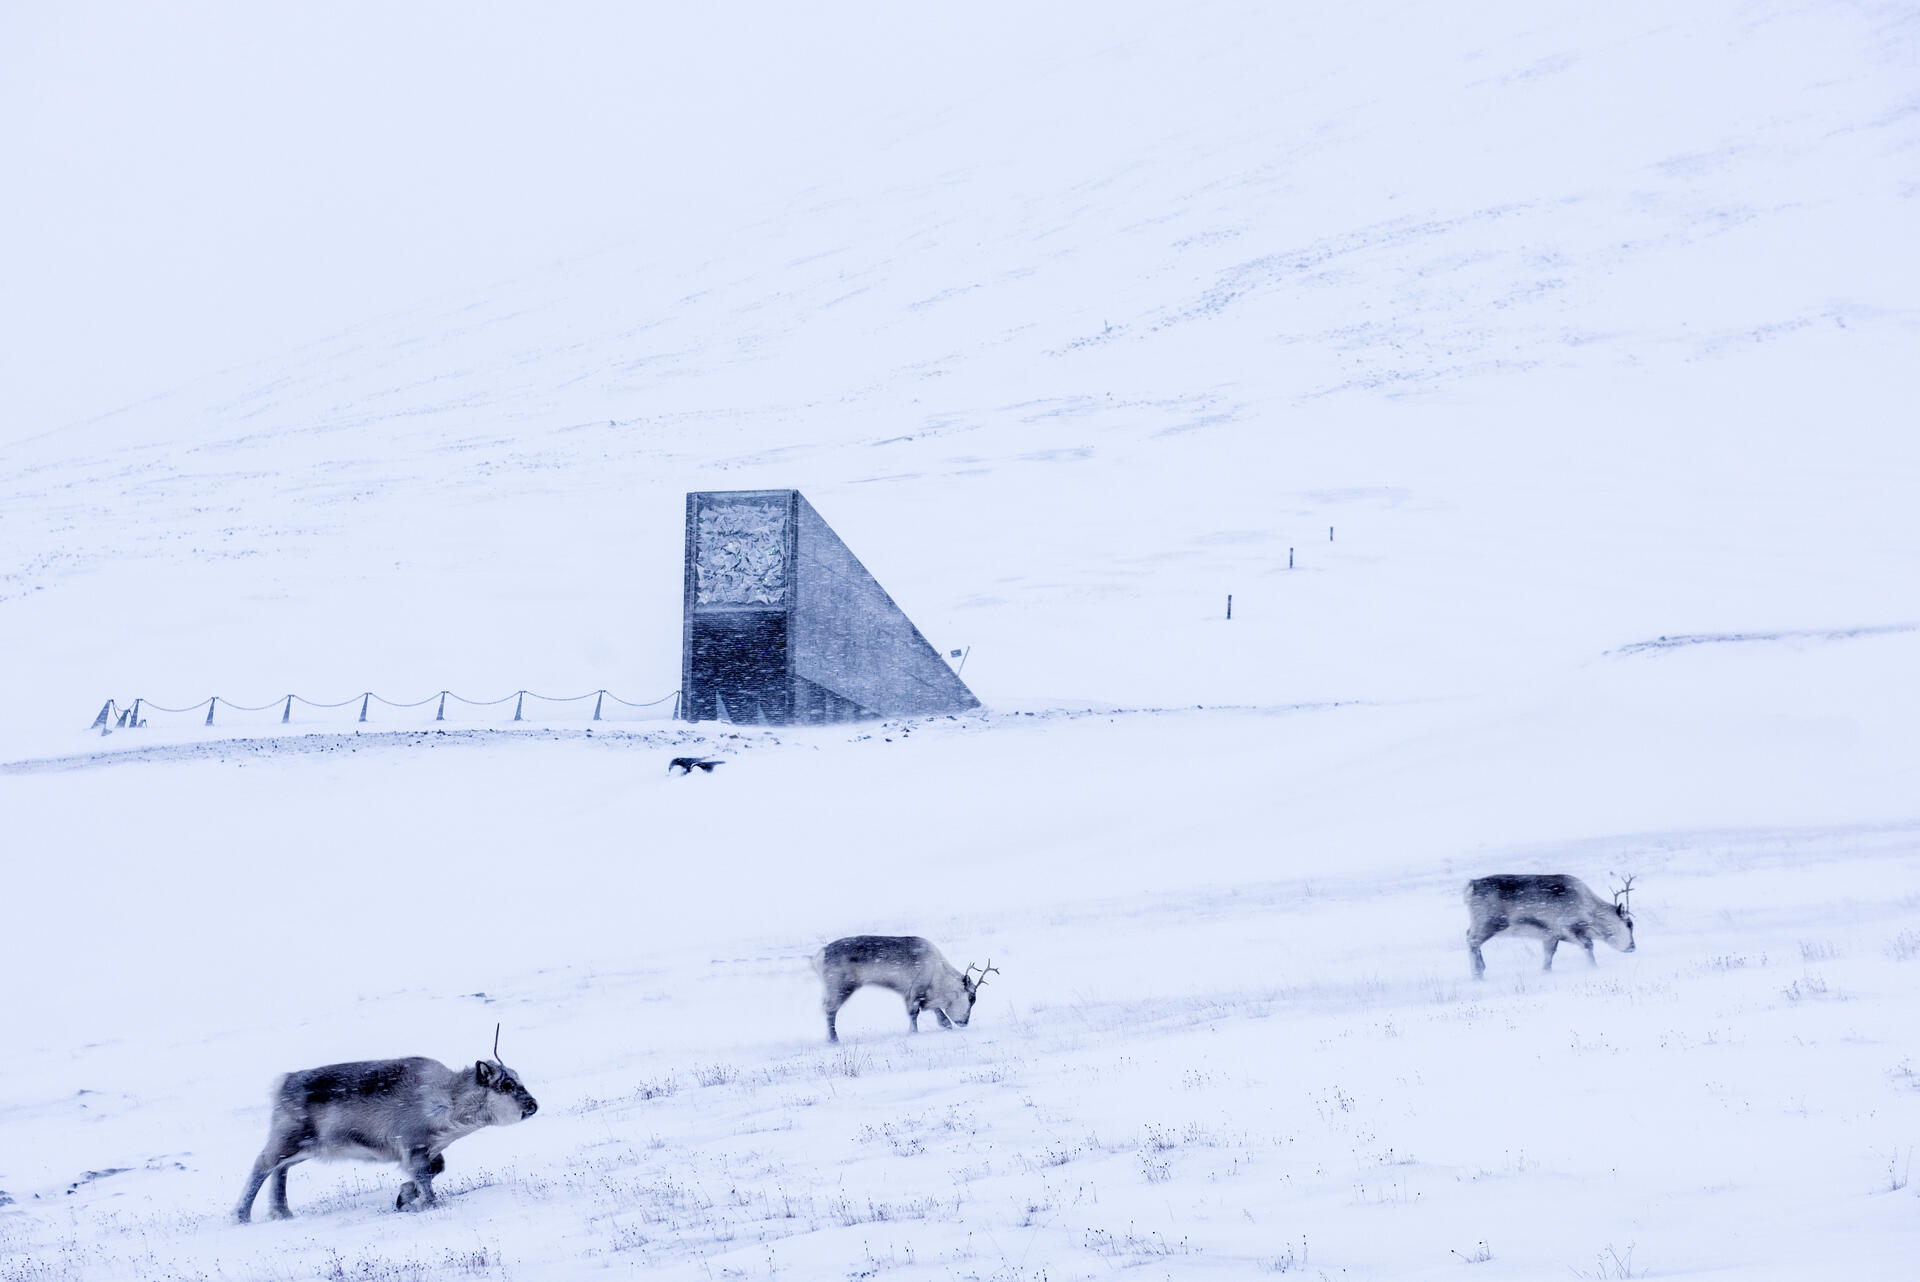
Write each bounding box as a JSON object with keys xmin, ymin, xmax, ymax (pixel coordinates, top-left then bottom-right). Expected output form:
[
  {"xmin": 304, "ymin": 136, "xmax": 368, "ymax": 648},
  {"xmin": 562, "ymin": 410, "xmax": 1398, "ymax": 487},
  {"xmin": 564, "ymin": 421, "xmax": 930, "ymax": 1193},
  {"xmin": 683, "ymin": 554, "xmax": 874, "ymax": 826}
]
[{"xmin": 2, "ymin": 1, "xmax": 1918, "ymax": 1278}]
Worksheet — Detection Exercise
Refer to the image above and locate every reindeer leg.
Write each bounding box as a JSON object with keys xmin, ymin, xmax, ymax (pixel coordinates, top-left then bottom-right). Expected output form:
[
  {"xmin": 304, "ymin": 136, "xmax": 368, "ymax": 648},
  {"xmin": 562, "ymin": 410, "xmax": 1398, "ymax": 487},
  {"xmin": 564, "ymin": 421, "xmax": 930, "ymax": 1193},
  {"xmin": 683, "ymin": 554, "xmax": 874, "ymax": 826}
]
[
  {"xmin": 266, "ymin": 1157, "xmax": 301, "ymax": 1219},
  {"xmin": 1467, "ymin": 920, "xmax": 1501, "ymax": 979},
  {"xmin": 1572, "ymin": 923, "xmax": 1598, "ymax": 966},
  {"xmin": 236, "ymin": 1131, "xmax": 303, "ymax": 1223},
  {"xmin": 396, "ymin": 1146, "xmax": 439, "ymax": 1211},
  {"xmin": 1541, "ymin": 937, "xmax": 1559, "ymax": 971},
  {"xmin": 906, "ymin": 998, "xmax": 921, "ymax": 1033},
  {"xmin": 933, "ymin": 1009, "xmax": 954, "ymax": 1029},
  {"xmin": 824, "ymin": 982, "xmax": 855, "ymax": 1044},
  {"xmin": 234, "ymin": 1151, "xmax": 275, "ymax": 1224}
]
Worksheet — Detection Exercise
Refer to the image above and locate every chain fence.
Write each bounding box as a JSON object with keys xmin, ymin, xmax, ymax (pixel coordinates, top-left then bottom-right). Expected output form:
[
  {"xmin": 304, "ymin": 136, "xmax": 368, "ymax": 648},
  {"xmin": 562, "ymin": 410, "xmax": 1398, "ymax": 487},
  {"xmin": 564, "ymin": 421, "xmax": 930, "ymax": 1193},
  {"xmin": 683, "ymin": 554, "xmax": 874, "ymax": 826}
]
[{"xmin": 90, "ymin": 688, "xmax": 681, "ymax": 733}]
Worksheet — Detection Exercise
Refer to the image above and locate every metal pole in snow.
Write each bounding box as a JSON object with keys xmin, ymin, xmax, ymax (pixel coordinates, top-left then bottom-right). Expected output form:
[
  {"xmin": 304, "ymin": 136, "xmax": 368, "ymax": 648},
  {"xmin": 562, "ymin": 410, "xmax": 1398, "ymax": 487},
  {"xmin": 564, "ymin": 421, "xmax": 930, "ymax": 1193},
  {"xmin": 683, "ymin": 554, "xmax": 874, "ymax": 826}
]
[
  {"xmin": 1289, "ymin": 548, "xmax": 1294, "ymax": 569},
  {"xmin": 131, "ymin": 698, "xmax": 141, "ymax": 728},
  {"xmin": 282, "ymin": 695, "xmax": 292, "ymax": 724},
  {"xmin": 436, "ymin": 692, "xmax": 447, "ymax": 721},
  {"xmin": 1227, "ymin": 594, "xmax": 1232, "ymax": 620},
  {"xmin": 205, "ymin": 698, "xmax": 217, "ymax": 726},
  {"xmin": 358, "ymin": 693, "xmax": 369, "ymax": 723},
  {"xmin": 593, "ymin": 691, "xmax": 604, "ymax": 721},
  {"xmin": 1329, "ymin": 526, "xmax": 1334, "ymax": 541},
  {"xmin": 513, "ymin": 692, "xmax": 524, "ymax": 721}
]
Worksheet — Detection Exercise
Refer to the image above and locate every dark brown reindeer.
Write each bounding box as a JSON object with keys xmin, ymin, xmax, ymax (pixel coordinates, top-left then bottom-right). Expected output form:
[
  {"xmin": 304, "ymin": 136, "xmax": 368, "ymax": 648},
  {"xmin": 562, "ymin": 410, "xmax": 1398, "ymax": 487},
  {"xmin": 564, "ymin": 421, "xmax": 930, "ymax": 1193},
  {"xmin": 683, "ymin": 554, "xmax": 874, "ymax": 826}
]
[{"xmin": 1465, "ymin": 874, "xmax": 1636, "ymax": 978}]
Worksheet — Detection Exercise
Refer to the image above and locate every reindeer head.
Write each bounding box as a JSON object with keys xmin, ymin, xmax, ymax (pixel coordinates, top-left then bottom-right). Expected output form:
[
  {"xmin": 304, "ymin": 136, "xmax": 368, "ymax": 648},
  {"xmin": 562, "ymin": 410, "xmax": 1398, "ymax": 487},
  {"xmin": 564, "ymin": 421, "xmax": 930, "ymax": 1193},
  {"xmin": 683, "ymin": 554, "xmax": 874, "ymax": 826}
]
[
  {"xmin": 1609, "ymin": 876, "xmax": 1637, "ymax": 951},
  {"xmin": 946, "ymin": 960, "xmax": 999, "ymax": 1026},
  {"xmin": 475, "ymin": 1024, "xmax": 539, "ymax": 1124}
]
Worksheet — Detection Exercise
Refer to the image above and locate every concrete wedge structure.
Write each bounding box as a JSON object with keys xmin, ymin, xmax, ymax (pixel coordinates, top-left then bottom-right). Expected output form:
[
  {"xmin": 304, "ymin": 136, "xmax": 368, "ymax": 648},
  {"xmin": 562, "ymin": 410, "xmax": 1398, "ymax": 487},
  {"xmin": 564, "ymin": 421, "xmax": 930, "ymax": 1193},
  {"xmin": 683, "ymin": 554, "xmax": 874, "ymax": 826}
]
[{"xmin": 681, "ymin": 489, "xmax": 979, "ymax": 724}]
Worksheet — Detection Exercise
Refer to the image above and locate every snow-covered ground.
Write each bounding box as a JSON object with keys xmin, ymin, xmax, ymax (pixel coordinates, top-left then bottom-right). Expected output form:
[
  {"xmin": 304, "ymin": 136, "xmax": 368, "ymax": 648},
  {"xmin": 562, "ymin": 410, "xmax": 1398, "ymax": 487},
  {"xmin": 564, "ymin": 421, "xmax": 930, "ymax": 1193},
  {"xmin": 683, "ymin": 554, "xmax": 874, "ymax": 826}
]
[{"xmin": 3, "ymin": 2, "xmax": 1918, "ymax": 1278}]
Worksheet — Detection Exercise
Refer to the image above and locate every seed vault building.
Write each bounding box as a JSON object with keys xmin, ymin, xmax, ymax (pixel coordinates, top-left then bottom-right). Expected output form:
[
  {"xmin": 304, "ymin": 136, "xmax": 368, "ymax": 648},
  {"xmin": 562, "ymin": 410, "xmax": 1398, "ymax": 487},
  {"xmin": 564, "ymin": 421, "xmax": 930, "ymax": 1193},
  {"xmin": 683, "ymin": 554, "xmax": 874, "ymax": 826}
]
[{"xmin": 680, "ymin": 489, "xmax": 980, "ymax": 724}]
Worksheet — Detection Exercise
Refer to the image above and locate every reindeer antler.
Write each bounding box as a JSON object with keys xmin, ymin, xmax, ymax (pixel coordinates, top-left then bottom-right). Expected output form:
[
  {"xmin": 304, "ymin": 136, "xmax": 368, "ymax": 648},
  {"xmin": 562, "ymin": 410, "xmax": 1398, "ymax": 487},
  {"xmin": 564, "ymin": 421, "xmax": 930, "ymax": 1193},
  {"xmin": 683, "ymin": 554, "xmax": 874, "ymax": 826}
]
[
  {"xmin": 967, "ymin": 959, "xmax": 1001, "ymax": 989},
  {"xmin": 492, "ymin": 1022, "xmax": 501, "ymax": 1060},
  {"xmin": 1612, "ymin": 875, "xmax": 1637, "ymax": 910}
]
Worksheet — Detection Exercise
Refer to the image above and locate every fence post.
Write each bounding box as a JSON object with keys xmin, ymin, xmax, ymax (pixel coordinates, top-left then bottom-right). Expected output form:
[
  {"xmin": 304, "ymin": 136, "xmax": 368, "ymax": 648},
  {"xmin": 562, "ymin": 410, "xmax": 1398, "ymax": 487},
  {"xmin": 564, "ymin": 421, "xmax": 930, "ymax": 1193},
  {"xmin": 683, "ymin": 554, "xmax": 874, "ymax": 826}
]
[
  {"xmin": 131, "ymin": 698, "xmax": 142, "ymax": 728},
  {"xmin": 91, "ymin": 701, "xmax": 114, "ymax": 730},
  {"xmin": 205, "ymin": 698, "xmax": 217, "ymax": 726},
  {"xmin": 359, "ymin": 693, "xmax": 369, "ymax": 723},
  {"xmin": 593, "ymin": 690, "xmax": 604, "ymax": 721},
  {"xmin": 436, "ymin": 692, "xmax": 447, "ymax": 721},
  {"xmin": 513, "ymin": 691, "xmax": 524, "ymax": 722},
  {"xmin": 673, "ymin": 689, "xmax": 682, "ymax": 720},
  {"xmin": 115, "ymin": 708, "xmax": 130, "ymax": 729},
  {"xmin": 282, "ymin": 695, "xmax": 293, "ymax": 724}
]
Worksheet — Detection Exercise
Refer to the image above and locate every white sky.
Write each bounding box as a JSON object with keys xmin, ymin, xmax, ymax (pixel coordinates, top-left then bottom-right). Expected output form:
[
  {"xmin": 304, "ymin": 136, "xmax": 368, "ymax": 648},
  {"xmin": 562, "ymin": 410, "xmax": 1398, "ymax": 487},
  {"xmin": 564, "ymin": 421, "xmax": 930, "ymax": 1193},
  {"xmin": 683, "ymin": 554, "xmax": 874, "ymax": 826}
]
[{"xmin": 0, "ymin": 2, "xmax": 1105, "ymax": 439}]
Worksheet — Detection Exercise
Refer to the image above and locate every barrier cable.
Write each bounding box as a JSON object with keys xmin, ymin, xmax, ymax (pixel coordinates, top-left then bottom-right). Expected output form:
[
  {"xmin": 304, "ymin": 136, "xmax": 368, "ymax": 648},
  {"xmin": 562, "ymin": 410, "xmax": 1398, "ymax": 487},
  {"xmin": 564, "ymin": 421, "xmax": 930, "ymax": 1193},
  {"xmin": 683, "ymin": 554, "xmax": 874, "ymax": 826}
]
[{"xmin": 89, "ymin": 687, "xmax": 681, "ymax": 732}]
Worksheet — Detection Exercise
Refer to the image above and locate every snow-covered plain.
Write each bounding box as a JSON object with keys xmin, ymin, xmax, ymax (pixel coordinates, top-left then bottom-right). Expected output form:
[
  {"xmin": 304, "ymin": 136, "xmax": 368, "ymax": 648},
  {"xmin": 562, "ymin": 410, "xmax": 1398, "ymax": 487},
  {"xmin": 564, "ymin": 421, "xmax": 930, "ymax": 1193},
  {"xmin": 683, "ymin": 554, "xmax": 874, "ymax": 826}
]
[{"xmin": 3, "ymin": 2, "xmax": 1919, "ymax": 1278}]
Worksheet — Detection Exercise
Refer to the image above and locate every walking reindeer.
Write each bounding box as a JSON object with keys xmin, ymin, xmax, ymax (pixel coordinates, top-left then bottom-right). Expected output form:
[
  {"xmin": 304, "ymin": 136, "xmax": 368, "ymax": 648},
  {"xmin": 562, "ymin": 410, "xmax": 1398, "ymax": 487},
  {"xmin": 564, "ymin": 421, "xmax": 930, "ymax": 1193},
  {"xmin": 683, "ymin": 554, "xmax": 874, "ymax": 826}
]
[
  {"xmin": 1465, "ymin": 874, "xmax": 1636, "ymax": 977},
  {"xmin": 813, "ymin": 936, "xmax": 998, "ymax": 1042},
  {"xmin": 234, "ymin": 1026, "xmax": 537, "ymax": 1222}
]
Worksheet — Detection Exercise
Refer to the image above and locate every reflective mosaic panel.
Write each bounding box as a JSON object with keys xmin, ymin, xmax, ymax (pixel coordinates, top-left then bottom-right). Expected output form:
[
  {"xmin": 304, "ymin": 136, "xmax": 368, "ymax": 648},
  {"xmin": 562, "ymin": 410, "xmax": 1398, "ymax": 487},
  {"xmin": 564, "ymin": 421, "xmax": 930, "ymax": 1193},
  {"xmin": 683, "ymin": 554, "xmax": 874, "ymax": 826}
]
[{"xmin": 694, "ymin": 497, "xmax": 788, "ymax": 607}]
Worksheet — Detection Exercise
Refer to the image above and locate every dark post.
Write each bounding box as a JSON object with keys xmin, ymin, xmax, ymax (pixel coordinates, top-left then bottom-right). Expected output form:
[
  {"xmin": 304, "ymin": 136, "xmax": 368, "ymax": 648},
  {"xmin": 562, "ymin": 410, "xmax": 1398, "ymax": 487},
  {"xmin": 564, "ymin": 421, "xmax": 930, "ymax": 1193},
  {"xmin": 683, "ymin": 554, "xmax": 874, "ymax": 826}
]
[
  {"xmin": 514, "ymin": 692, "xmax": 524, "ymax": 721},
  {"xmin": 91, "ymin": 701, "xmax": 113, "ymax": 730},
  {"xmin": 592, "ymin": 690, "xmax": 604, "ymax": 721},
  {"xmin": 1227, "ymin": 594, "xmax": 1232, "ymax": 620},
  {"xmin": 1289, "ymin": 548, "xmax": 1294, "ymax": 569},
  {"xmin": 358, "ymin": 693, "xmax": 369, "ymax": 723},
  {"xmin": 131, "ymin": 698, "xmax": 142, "ymax": 728},
  {"xmin": 1329, "ymin": 526, "xmax": 1334, "ymax": 541},
  {"xmin": 205, "ymin": 698, "xmax": 217, "ymax": 726},
  {"xmin": 281, "ymin": 695, "xmax": 292, "ymax": 724},
  {"xmin": 436, "ymin": 692, "xmax": 447, "ymax": 721}
]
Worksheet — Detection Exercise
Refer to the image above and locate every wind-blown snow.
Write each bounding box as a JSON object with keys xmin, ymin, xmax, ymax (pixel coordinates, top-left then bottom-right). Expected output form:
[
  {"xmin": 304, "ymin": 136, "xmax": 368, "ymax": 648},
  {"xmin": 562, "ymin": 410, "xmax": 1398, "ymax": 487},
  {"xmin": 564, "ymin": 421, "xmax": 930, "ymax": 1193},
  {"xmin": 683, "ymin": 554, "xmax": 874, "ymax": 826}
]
[{"xmin": 2, "ymin": 2, "xmax": 1917, "ymax": 1278}]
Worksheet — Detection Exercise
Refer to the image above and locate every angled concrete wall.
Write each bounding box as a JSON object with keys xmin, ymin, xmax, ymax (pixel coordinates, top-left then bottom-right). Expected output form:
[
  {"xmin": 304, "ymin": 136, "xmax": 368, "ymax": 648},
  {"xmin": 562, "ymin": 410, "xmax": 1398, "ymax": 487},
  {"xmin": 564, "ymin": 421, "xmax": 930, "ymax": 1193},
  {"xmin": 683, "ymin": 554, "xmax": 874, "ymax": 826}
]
[{"xmin": 789, "ymin": 493, "xmax": 980, "ymax": 719}]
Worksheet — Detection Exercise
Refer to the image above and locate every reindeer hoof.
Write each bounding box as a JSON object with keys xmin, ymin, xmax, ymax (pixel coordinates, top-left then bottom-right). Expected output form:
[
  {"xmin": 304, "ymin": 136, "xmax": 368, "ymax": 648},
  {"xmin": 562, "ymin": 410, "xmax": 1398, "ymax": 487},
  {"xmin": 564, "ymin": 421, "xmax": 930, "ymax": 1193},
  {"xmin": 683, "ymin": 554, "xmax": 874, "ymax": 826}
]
[{"xmin": 396, "ymin": 1182, "xmax": 420, "ymax": 1210}]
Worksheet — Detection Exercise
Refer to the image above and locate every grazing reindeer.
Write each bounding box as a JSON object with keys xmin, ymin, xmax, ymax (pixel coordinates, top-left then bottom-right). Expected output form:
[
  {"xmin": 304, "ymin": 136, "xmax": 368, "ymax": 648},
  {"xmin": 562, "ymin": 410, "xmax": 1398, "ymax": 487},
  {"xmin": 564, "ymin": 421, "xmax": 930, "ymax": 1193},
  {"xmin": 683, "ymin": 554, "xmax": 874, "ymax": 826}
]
[
  {"xmin": 813, "ymin": 936, "xmax": 998, "ymax": 1043},
  {"xmin": 234, "ymin": 1027, "xmax": 537, "ymax": 1222},
  {"xmin": 1465, "ymin": 874, "xmax": 1636, "ymax": 978}
]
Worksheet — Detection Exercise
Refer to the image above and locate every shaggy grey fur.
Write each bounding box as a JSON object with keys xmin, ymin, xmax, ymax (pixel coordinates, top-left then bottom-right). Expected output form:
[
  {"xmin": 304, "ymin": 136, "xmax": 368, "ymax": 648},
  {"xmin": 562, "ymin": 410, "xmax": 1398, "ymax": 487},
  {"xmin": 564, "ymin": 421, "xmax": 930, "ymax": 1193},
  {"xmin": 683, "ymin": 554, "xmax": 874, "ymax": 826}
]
[
  {"xmin": 1465, "ymin": 874, "xmax": 1636, "ymax": 978},
  {"xmin": 233, "ymin": 1055, "xmax": 537, "ymax": 1222},
  {"xmin": 813, "ymin": 935, "xmax": 995, "ymax": 1043}
]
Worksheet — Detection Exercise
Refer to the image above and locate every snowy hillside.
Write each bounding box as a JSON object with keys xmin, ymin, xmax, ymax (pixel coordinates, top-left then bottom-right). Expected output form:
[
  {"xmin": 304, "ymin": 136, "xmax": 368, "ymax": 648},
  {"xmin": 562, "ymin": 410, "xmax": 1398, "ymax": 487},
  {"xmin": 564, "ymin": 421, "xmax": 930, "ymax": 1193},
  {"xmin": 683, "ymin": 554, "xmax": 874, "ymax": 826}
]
[{"xmin": 3, "ymin": 2, "xmax": 1918, "ymax": 1279}]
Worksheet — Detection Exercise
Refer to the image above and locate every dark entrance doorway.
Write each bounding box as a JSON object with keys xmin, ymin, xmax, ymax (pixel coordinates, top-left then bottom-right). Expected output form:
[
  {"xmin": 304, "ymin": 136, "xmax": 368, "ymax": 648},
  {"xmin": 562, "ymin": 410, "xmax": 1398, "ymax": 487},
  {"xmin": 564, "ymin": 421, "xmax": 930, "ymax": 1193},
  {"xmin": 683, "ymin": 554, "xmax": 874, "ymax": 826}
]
[{"xmin": 684, "ymin": 612, "xmax": 789, "ymax": 725}]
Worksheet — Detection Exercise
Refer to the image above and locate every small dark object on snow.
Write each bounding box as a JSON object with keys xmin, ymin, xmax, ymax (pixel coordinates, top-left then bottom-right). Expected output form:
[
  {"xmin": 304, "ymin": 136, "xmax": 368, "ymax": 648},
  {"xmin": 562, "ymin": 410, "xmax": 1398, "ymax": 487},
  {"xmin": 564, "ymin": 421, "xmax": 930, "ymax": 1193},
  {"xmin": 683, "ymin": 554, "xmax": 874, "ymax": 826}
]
[{"xmin": 668, "ymin": 756, "xmax": 723, "ymax": 775}]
